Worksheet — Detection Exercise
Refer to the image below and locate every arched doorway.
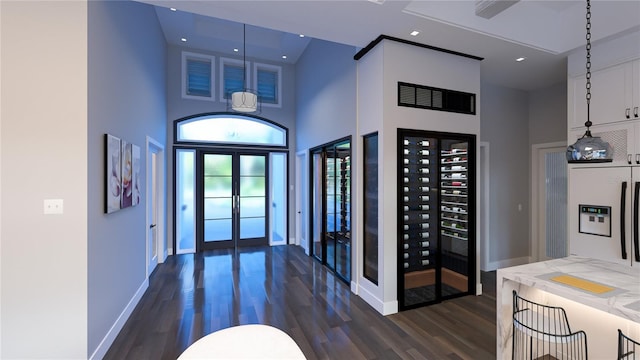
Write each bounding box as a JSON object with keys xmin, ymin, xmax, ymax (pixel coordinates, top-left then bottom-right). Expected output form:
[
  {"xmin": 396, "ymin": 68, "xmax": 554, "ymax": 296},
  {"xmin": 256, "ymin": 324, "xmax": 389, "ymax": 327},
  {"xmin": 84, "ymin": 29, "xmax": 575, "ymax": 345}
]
[{"xmin": 173, "ymin": 113, "xmax": 288, "ymax": 253}]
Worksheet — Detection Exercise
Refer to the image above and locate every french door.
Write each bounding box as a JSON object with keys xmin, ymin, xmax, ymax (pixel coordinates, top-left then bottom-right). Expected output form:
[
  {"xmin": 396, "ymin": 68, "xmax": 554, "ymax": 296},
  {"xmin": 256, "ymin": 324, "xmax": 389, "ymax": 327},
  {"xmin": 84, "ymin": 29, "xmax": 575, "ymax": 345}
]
[
  {"xmin": 311, "ymin": 138, "xmax": 351, "ymax": 282},
  {"xmin": 199, "ymin": 151, "xmax": 268, "ymax": 250}
]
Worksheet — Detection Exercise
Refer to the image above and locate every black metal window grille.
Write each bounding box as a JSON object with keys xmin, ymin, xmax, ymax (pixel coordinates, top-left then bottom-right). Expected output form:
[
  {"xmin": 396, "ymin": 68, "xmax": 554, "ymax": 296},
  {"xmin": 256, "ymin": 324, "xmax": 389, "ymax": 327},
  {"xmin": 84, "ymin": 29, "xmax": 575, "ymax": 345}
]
[{"xmin": 398, "ymin": 82, "xmax": 476, "ymax": 115}]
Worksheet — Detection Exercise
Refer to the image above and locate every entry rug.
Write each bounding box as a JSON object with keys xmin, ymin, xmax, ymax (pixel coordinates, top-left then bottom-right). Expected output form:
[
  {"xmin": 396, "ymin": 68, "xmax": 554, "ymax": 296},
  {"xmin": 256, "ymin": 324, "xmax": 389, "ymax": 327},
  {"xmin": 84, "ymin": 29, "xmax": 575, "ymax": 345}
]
[{"xmin": 537, "ymin": 272, "xmax": 627, "ymax": 298}]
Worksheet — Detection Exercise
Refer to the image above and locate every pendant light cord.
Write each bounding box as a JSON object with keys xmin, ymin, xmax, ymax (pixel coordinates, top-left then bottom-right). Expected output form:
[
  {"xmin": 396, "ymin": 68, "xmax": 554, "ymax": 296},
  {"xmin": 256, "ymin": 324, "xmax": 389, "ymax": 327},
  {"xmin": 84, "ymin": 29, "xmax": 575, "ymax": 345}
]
[
  {"xmin": 243, "ymin": 24, "xmax": 247, "ymax": 90},
  {"xmin": 584, "ymin": 0, "xmax": 592, "ymax": 137}
]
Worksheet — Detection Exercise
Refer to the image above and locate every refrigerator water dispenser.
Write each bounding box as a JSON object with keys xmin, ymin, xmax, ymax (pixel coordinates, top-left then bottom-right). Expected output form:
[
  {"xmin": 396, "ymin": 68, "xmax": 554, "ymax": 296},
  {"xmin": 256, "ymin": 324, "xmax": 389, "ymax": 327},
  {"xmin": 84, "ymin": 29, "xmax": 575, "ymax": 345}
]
[{"xmin": 578, "ymin": 205, "xmax": 611, "ymax": 237}]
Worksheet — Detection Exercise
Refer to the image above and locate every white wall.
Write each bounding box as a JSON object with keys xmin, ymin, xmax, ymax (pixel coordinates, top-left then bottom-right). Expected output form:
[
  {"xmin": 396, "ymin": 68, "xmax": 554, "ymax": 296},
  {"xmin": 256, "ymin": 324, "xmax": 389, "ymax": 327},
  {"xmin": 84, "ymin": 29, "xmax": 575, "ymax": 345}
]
[
  {"xmin": 87, "ymin": 1, "xmax": 167, "ymax": 357},
  {"xmin": 1, "ymin": 1, "xmax": 88, "ymax": 358},
  {"xmin": 356, "ymin": 39, "xmax": 482, "ymax": 314},
  {"xmin": 480, "ymin": 82, "xmax": 530, "ymax": 268}
]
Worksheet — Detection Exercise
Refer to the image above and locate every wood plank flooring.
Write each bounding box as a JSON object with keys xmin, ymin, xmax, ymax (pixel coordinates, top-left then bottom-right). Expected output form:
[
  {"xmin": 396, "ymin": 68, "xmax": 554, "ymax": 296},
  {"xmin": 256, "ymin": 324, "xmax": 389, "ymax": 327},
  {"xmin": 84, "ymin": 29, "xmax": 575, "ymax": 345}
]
[{"xmin": 104, "ymin": 245, "xmax": 496, "ymax": 360}]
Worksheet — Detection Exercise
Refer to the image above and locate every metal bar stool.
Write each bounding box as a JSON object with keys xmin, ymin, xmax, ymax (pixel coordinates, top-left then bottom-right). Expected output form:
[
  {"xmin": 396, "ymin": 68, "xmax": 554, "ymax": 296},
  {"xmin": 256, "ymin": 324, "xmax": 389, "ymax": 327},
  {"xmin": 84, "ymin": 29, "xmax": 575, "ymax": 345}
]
[
  {"xmin": 512, "ymin": 291, "xmax": 588, "ymax": 360},
  {"xmin": 618, "ymin": 329, "xmax": 639, "ymax": 360}
]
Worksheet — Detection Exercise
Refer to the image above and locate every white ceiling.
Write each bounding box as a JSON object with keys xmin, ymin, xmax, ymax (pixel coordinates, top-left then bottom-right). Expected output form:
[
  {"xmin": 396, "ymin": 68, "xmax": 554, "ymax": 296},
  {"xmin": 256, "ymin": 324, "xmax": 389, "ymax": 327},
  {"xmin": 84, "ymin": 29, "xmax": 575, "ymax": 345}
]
[{"xmin": 137, "ymin": 0, "xmax": 640, "ymax": 91}]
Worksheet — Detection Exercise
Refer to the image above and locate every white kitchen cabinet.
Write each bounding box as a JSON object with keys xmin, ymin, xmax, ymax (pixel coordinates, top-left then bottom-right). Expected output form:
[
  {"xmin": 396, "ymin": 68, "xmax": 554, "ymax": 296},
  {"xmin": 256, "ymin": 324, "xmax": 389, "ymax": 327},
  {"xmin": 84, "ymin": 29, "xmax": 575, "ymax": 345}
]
[{"xmin": 569, "ymin": 59, "xmax": 640, "ymax": 129}]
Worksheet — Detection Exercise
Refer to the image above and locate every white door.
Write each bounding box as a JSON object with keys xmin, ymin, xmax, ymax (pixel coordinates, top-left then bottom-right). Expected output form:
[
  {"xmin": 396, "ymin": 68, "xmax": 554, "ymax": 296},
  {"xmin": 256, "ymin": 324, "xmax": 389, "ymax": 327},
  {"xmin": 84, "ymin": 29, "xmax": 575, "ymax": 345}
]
[
  {"xmin": 568, "ymin": 166, "xmax": 631, "ymax": 266},
  {"xmin": 535, "ymin": 147, "xmax": 568, "ymax": 261},
  {"xmin": 146, "ymin": 137, "xmax": 165, "ymax": 277},
  {"xmin": 296, "ymin": 151, "xmax": 308, "ymax": 254},
  {"xmin": 148, "ymin": 152, "xmax": 158, "ymax": 274}
]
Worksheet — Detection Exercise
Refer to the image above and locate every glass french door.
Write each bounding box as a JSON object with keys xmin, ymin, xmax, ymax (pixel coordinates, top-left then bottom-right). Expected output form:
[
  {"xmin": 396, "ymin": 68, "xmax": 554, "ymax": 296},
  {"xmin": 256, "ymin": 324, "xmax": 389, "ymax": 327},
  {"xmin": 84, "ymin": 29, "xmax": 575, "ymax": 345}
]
[
  {"xmin": 310, "ymin": 139, "xmax": 351, "ymax": 282},
  {"xmin": 200, "ymin": 152, "xmax": 268, "ymax": 250}
]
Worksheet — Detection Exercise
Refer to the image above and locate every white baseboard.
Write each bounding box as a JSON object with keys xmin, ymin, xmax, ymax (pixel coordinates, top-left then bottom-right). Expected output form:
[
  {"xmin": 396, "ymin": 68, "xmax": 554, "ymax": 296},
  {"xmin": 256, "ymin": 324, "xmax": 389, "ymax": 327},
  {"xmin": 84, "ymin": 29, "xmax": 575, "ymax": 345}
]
[
  {"xmin": 357, "ymin": 283, "xmax": 398, "ymax": 316},
  {"xmin": 484, "ymin": 256, "xmax": 532, "ymax": 271},
  {"xmin": 90, "ymin": 278, "xmax": 149, "ymax": 360}
]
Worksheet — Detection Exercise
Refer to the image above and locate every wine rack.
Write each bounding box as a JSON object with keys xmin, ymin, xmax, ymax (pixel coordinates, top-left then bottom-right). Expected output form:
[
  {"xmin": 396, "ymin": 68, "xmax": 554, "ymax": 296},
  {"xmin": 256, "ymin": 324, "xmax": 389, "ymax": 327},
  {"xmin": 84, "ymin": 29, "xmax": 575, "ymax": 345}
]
[
  {"xmin": 398, "ymin": 129, "xmax": 475, "ymax": 310},
  {"xmin": 399, "ymin": 135, "xmax": 436, "ymax": 297}
]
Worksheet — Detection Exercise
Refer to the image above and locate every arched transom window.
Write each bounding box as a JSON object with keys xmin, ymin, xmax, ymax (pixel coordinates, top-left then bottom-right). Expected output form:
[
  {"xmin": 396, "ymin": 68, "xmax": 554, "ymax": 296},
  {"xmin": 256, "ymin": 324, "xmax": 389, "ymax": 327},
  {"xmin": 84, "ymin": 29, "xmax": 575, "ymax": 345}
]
[{"xmin": 175, "ymin": 113, "xmax": 287, "ymax": 147}]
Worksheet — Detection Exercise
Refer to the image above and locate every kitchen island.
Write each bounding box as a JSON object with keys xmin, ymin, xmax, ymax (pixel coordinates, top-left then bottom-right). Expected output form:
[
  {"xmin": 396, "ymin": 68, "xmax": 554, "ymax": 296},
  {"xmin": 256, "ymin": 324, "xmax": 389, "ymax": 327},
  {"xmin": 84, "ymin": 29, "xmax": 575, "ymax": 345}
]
[{"xmin": 496, "ymin": 256, "xmax": 640, "ymax": 359}]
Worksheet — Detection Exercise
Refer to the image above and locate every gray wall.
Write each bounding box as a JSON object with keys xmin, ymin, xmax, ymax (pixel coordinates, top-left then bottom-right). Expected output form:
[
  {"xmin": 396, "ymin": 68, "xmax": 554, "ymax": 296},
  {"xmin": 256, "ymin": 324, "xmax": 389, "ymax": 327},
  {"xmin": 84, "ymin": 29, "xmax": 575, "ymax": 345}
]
[
  {"xmin": 480, "ymin": 82, "xmax": 530, "ymax": 265},
  {"xmin": 529, "ymin": 81, "xmax": 567, "ymax": 145},
  {"xmin": 295, "ymin": 39, "xmax": 357, "ymax": 151},
  {"xmin": 87, "ymin": 0, "xmax": 167, "ymax": 357}
]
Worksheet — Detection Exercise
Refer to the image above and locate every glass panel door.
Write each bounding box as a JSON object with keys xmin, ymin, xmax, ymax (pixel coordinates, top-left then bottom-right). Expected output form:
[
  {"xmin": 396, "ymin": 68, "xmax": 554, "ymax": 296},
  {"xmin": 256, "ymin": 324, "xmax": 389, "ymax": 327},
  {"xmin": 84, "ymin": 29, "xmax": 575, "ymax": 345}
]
[
  {"xmin": 335, "ymin": 142, "xmax": 351, "ymax": 281},
  {"xmin": 310, "ymin": 139, "xmax": 351, "ymax": 283},
  {"xmin": 203, "ymin": 154, "xmax": 234, "ymax": 245},
  {"xmin": 325, "ymin": 146, "xmax": 337, "ymax": 271},
  {"xmin": 312, "ymin": 151, "xmax": 323, "ymax": 262},
  {"xmin": 440, "ymin": 138, "xmax": 470, "ymax": 299},
  {"xmin": 200, "ymin": 152, "xmax": 268, "ymax": 250},
  {"xmin": 239, "ymin": 155, "xmax": 266, "ymax": 243}
]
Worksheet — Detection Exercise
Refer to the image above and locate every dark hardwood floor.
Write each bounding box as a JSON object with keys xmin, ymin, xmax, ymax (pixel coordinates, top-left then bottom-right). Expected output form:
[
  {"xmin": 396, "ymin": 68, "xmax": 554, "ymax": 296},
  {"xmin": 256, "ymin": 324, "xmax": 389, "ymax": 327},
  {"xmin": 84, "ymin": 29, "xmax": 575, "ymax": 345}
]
[{"xmin": 104, "ymin": 245, "xmax": 496, "ymax": 360}]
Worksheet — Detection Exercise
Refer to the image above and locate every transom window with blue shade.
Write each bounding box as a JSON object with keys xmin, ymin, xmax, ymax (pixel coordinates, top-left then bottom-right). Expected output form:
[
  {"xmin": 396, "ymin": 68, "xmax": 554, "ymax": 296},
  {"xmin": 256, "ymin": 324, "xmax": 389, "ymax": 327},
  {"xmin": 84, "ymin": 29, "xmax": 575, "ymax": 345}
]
[
  {"xmin": 176, "ymin": 114, "xmax": 287, "ymax": 147},
  {"xmin": 223, "ymin": 63, "xmax": 246, "ymax": 99},
  {"xmin": 187, "ymin": 59, "xmax": 212, "ymax": 97},
  {"xmin": 257, "ymin": 69, "xmax": 278, "ymax": 104}
]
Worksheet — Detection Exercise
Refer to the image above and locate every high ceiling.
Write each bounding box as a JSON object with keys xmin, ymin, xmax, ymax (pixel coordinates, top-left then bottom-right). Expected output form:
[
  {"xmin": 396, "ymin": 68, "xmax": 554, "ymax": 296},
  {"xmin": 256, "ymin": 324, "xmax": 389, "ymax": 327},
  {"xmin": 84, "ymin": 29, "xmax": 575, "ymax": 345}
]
[{"xmin": 137, "ymin": 0, "xmax": 640, "ymax": 91}]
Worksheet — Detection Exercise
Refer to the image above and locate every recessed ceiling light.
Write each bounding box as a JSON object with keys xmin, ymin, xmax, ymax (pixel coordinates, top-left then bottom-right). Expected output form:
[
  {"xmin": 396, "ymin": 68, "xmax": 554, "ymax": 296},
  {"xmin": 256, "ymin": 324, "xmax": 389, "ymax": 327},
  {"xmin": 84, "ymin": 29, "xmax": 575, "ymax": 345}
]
[
  {"xmin": 181, "ymin": 38, "xmax": 187, "ymax": 42},
  {"xmin": 299, "ymin": 34, "xmax": 305, "ymax": 38},
  {"xmin": 410, "ymin": 30, "xmax": 420, "ymax": 36},
  {"xmin": 282, "ymin": 55, "xmax": 287, "ymax": 59},
  {"xmin": 516, "ymin": 57, "xmax": 526, "ymax": 62},
  {"xmin": 368, "ymin": 0, "xmax": 385, "ymax": 4},
  {"xmin": 170, "ymin": 7, "xmax": 177, "ymax": 11}
]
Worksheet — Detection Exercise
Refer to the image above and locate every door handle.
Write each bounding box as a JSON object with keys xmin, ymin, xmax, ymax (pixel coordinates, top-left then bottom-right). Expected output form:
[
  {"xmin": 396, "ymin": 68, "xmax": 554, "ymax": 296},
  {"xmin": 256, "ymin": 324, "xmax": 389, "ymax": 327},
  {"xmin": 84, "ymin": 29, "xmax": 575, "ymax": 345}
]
[
  {"xmin": 150, "ymin": 224, "xmax": 156, "ymax": 229},
  {"xmin": 621, "ymin": 181, "xmax": 628, "ymax": 260},
  {"xmin": 634, "ymin": 106, "xmax": 639, "ymax": 118},
  {"xmin": 637, "ymin": 154, "xmax": 640, "ymax": 165},
  {"xmin": 628, "ymin": 154, "xmax": 633, "ymax": 165},
  {"xmin": 626, "ymin": 108, "xmax": 631, "ymax": 119},
  {"xmin": 634, "ymin": 182, "xmax": 640, "ymax": 262}
]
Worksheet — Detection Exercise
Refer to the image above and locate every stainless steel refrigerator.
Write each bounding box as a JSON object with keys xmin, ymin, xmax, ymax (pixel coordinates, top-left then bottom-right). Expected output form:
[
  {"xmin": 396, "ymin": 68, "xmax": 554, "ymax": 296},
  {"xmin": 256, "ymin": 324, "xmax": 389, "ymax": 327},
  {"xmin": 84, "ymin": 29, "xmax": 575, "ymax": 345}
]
[{"xmin": 568, "ymin": 165, "xmax": 640, "ymax": 267}]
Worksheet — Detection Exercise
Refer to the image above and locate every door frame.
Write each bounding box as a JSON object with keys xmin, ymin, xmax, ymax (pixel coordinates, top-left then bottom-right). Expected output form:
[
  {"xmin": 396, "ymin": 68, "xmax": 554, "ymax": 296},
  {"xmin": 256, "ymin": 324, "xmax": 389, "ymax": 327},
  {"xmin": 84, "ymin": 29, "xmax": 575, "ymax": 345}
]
[
  {"xmin": 531, "ymin": 141, "xmax": 567, "ymax": 262},
  {"xmin": 146, "ymin": 136, "xmax": 166, "ymax": 278},
  {"xmin": 197, "ymin": 150, "xmax": 270, "ymax": 251},
  {"xmin": 295, "ymin": 150, "xmax": 309, "ymax": 254}
]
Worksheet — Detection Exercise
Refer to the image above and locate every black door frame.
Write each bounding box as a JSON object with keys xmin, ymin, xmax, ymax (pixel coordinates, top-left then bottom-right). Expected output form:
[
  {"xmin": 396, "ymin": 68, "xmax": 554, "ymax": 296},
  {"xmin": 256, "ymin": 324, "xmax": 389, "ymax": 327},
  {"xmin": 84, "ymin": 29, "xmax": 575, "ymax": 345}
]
[
  {"xmin": 309, "ymin": 136, "xmax": 352, "ymax": 283},
  {"xmin": 197, "ymin": 149, "xmax": 270, "ymax": 251}
]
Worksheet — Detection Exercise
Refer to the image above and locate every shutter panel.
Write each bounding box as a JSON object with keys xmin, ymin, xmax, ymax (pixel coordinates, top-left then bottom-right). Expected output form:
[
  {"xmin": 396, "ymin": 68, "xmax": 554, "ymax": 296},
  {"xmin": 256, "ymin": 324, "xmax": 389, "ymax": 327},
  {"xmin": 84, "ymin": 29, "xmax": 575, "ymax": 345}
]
[
  {"xmin": 257, "ymin": 69, "xmax": 278, "ymax": 104},
  {"xmin": 186, "ymin": 59, "xmax": 211, "ymax": 97},
  {"xmin": 223, "ymin": 64, "xmax": 245, "ymax": 99}
]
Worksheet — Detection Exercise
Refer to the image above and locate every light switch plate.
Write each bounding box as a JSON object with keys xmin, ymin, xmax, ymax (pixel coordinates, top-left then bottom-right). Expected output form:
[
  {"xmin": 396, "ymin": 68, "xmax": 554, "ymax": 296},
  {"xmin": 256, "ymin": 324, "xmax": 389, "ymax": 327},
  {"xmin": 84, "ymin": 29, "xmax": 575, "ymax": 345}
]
[{"xmin": 44, "ymin": 199, "xmax": 64, "ymax": 215}]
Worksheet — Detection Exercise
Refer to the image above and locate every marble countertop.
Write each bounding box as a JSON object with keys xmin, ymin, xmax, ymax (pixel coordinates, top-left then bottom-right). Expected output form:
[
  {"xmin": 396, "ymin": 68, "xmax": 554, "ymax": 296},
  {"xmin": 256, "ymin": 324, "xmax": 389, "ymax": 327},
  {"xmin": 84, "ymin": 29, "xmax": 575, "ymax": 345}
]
[{"xmin": 497, "ymin": 256, "xmax": 640, "ymax": 323}]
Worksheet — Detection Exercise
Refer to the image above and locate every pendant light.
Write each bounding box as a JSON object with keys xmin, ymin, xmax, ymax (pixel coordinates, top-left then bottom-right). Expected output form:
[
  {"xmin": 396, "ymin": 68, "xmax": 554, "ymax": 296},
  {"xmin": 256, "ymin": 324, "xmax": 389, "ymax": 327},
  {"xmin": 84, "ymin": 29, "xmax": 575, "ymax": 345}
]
[
  {"xmin": 228, "ymin": 24, "xmax": 260, "ymax": 113},
  {"xmin": 566, "ymin": 0, "xmax": 612, "ymax": 163}
]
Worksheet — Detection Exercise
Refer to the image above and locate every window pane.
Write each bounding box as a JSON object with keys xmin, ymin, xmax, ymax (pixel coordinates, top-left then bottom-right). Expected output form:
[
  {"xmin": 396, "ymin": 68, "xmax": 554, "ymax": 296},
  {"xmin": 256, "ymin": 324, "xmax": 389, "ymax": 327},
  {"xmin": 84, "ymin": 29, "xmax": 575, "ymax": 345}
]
[
  {"xmin": 224, "ymin": 64, "xmax": 245, "ymax": 99},
  {"xmin": 240, "ymin": 177, "xmax": 265, "ymax": 197},
  {"xmin": 240, "ymin": 217, "xmax": 265, "ymax": 239},
  {"xmin": 177, "ymin": 115, "xmax": 286, "ymax": 146},
  {"xmin": 363, "ymin": 133, "xmax": 379, "ymax": 284},
  {"xmin": 204, "ymin": 219, "xmax": 232, "ymax": 242},
  {"xmin": 270, "ymin": 153, "xmax": 287, "ymax": 243},
  {"xmin": 187, "ymin": 59, "xmax": 211, "ymax": 97},
  {"xmin": 176, "ymin": 150, "xmax": 195, "ymax": 254},
  {"xmin": 258, "ymin": 69, "xmax": 278, "ymax": 104}
]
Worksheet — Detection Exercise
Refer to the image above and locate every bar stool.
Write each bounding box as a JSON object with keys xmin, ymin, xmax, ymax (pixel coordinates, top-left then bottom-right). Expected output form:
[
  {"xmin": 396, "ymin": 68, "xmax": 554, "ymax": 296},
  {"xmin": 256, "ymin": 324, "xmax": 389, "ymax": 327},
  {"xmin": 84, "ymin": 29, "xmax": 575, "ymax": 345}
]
[
  {"xmin": 618, "ymin": 329, "xmax": 639, "ymax": 360},
  {"xmin": 512, "ymin": 291, "xmax": 588, "ymax": 360}
]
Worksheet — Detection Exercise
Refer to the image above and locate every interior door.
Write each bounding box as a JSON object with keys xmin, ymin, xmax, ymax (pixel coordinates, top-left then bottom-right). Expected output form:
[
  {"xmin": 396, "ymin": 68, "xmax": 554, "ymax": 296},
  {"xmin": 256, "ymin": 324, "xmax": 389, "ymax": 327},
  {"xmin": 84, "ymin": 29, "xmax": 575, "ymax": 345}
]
[
  {"xmin": 148, "ymin": 151, "xmax": 158, "ymax": 274},
  {"xmin": 200, "ymin": 152, "xmax": 268, "ymax": 250}
]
